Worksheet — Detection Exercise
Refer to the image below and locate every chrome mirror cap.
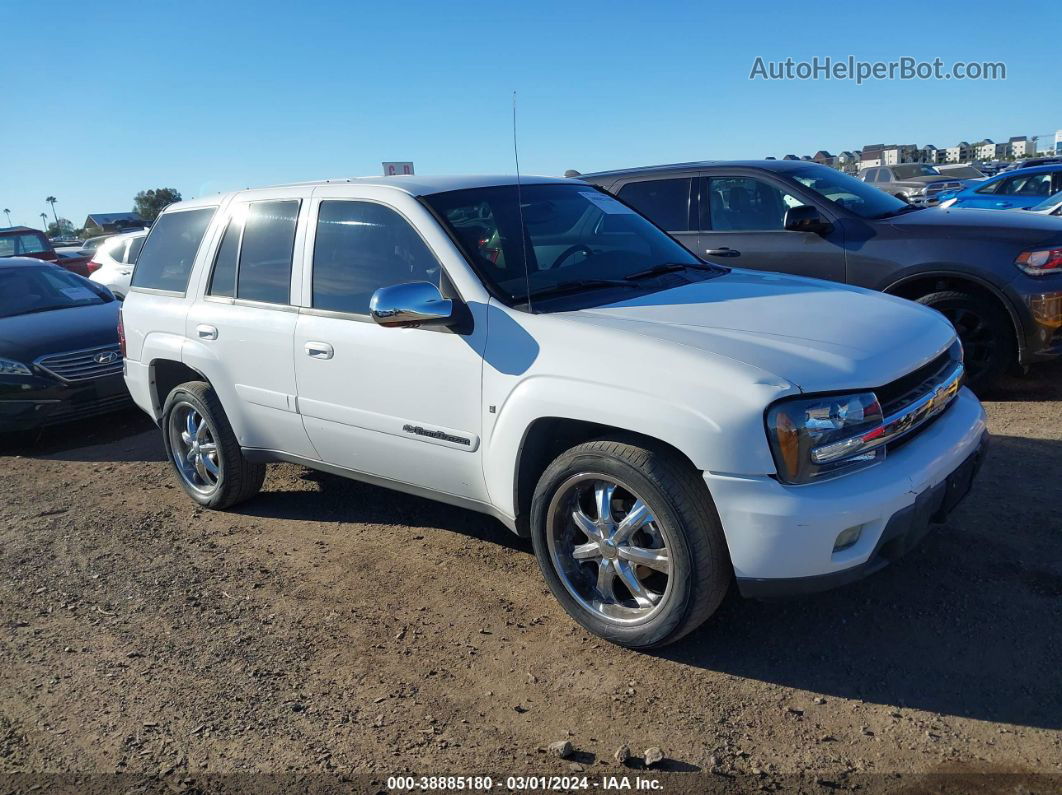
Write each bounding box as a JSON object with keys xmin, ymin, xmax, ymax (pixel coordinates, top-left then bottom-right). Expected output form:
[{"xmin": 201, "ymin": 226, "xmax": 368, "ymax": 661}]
[{"xmin": 370, "ymin": 281, "xmax": 454, "ymax": 328}]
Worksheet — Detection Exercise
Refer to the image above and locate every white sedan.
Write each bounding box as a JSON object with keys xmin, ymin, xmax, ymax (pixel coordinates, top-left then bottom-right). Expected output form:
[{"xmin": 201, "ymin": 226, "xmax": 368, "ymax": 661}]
[{"xmin": 88, "ymin": 229, "xmax": 147, "ymax": 299}]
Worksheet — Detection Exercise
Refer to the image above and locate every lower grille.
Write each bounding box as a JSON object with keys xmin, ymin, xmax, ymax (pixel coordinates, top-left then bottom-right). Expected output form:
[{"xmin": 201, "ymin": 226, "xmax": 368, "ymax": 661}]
[{"xmin": 35, "ymin": 344, "xmax": 123, "ymax": 382}]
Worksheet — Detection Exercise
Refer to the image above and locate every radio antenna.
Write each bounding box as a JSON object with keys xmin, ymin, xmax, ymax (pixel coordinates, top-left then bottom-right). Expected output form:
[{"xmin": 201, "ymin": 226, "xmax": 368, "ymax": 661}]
[{"xmin": 512, "ymin": 91, "xmax": 532, "ymax": 311}]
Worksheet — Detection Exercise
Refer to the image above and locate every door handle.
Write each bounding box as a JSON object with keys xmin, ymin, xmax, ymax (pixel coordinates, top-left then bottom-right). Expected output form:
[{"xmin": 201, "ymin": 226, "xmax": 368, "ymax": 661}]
[
  {"xmin": 304, "ymin": 341, "xmax": 334, "ymax": 360},
  {"xmin": 706, "ymin": 247, "xmax": 740, "ymax": 257},
  {"xmin": 197, "ymin": 324, "xmax": 218, "ymax": 340}
]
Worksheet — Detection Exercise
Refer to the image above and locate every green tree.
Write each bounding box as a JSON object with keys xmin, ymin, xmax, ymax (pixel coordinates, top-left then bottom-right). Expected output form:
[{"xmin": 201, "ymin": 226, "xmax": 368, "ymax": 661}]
[
  {"xmin": 47, "ymin": 218, "xmax": 76, "ymax": 238},
  {"xmin": 133, "ymin": 188, "xmax": 182, "ymax": 222},
  {"xmin": 45, "ymin": 196, "xmax": 58, "ymax": 225},
  {"xmin": 39, "ymin": 212, "xmax": 49, "ymax": 230},
  {"xmin": 2, "ymin": 208, "xmax": 11, "ymax": 226}
]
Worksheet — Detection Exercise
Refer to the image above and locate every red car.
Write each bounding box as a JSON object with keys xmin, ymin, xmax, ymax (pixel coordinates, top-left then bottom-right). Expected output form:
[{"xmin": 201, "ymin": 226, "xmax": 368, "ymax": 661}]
[{"xmin": 0, "ymin": 226, "xmax": 91, "ymax": 276}]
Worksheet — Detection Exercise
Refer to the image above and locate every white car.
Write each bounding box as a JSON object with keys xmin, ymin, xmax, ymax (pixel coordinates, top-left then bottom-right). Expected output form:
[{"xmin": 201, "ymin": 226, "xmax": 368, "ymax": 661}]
[
  {"xmin": 120, "ymin": 176, "xmax": 988, "ymax": 648},
  {"xmin": 88, "ymin": 229, "xmax": 147, "ymax": 299}
]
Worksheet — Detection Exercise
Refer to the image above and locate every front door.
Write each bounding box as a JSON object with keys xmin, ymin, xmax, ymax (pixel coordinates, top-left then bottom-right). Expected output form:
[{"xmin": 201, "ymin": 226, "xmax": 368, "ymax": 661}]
[
  {"xmin": 695, "ymin": 174, "xmax": 847, "ymax": 283},
  {"xmin": 293, "ymin": 194, "xmax": 487, "ymax": 501}
]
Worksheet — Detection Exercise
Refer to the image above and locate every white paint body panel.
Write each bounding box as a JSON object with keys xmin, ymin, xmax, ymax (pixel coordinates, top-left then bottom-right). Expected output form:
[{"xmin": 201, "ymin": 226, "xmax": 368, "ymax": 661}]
[{"xmin": 122, "ymin": 177, "xmax": 985, "ymax": 584}]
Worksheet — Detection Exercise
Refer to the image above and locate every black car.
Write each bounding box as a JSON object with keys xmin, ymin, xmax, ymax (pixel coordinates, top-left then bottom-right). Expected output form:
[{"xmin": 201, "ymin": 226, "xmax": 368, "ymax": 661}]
[
  {"xmin": 0, "ymin": 258, "xmax": 130, "ymax": 432},
  {"xmin": 577, "ymin": 160, "xmax": 1062, "ymax": 388}
]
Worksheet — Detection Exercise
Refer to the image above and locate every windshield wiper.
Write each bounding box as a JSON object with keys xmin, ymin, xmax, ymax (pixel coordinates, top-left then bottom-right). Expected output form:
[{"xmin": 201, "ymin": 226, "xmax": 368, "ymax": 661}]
[
  {"xmin": 525, "ymin": 279, "xmax": 642, "ymax": 300},
  {"xmin": 624, "ymin": 262, "xmax": 711, "ymax": 281}
]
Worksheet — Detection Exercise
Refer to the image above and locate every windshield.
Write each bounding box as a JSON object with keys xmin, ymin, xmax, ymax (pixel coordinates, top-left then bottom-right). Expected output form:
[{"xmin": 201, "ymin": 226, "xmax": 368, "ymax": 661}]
[
  {"xmin": 940, "ymin": 166, "xmax": 985, "ymax": 179},
  {"xmin": 423, "ymin": 183, "xmax": 710, "ymax": 305},
  {"xmin": 892, "ymin": 164, "xmax": 941, "ymax": 179},
  {"xmin": 0, "ymin": 266, "xmax": 109, "ymax": 318},
  {"xmin": 0, "ymin": 231, "xmax": 50, "ymax": 257},
  {"xmin": 788, "ymin": 164, "xmax": 912, "ymax": 219}
]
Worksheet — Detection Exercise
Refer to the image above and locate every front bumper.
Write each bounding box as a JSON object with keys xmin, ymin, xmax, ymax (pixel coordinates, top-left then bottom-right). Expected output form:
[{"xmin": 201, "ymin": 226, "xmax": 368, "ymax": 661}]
[
  {"xmin": 0, "ymin": 372, "xmax": 131, "ymax": 432},
  {"xmin": 704, "ymin": 387, "xmax": 988, "ymax": 595}
]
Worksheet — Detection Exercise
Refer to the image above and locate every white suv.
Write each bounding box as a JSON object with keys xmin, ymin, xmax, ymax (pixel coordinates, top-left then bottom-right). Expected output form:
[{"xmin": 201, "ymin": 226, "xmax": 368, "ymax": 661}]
[
  {"xmin": 88, "ymin": 229, "xmax": 148, "ymax": 299},
  {"xmin": 121, "ymin": 175, "xmax": 988, "ymax": 648}
]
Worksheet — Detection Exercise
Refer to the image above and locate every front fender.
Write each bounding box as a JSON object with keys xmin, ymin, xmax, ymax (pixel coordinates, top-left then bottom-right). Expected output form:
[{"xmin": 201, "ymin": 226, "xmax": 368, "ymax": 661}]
[{"xmin": 482, "ymin": 374, "xmax": 778, "ymax": 518}]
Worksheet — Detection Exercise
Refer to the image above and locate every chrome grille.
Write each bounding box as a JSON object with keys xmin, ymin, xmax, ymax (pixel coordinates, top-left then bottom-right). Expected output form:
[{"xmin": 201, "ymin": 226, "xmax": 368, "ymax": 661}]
[
  {"xmin": 35, "ymin": 344, "xmax": 123, "ymax": 382},
  {"xmin": 926, "ymin": 181, "xmax": 963, "ymax": 195}
]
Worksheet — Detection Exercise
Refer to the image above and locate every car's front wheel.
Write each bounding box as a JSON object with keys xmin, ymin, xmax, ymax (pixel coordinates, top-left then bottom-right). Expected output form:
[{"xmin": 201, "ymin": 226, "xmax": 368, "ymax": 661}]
[
  {"xmin": 530, "ymin": 438, "xmax": 730, "ymax": 649},
  {"xmin": 161, "ymin": 381, "xmax": 265, "ymax": 509},
  {"xmin": 916, "ymin": 290, "xmax": 1013, "ymax": 391}
]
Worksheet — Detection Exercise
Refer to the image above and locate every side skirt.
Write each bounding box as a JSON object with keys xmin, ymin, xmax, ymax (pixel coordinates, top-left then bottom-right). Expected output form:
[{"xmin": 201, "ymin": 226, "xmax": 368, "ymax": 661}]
[{"xmin": 240, "ymin": 447, "xmax": 520, "ymax": 534}]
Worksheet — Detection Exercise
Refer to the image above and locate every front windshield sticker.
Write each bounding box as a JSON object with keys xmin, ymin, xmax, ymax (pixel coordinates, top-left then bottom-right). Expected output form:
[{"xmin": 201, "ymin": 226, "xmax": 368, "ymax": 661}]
[{"xmin": 580, "ymin": 192, "xmax": 635, "ymax": 215}]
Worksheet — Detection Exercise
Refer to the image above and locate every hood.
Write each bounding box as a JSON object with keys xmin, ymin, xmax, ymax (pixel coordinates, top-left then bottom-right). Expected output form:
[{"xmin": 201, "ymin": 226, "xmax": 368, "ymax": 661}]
[
  {"xmin": 569, "ymin": 269, "xmax": 955, "ymax": 392},
  {"xmin": 0, "ymin": 300, "xmax": 120, "ymax": 365},
  {"xmin": 884, "ymin": 206, "xmax": 1062, "ymax": 245},
  {"xmin": 900, "ymin": 175, "xmax": 959, "ymax": 185}
]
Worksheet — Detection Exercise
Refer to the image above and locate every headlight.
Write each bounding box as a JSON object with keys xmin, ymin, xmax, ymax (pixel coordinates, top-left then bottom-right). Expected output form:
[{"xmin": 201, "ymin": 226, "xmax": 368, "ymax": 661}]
[
  {"xmin": 0, "ymin": 357, "xmax": 32, "ymax": 376},
  {"xmin": 1015, "ymin": 247, "xmax": 1062, "ymax": 277},
  {"xmin": 766, "ymin": 392, "xmax": 884, "ymax": 484}
]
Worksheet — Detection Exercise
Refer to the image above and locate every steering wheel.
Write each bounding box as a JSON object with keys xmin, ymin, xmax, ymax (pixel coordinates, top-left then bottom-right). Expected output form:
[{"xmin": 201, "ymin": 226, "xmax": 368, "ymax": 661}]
[{"xmin": 548, "ymin": 243, "xmax": 594, "ymax": 270}]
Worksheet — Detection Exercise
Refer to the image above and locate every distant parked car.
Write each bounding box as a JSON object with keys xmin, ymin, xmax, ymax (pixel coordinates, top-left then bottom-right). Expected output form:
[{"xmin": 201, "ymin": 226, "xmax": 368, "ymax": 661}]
[
  {"xmin": 937, "ymin": 164, "xmax": 1062, "ymax": 210},
  {"xmin": 578, "ymin": 160, "xmax": 1062, "ymax": 388},
  {"xmin": 1000, "ymin": 157, "xmax": 1062, "ymax": 172},
  {"xmin": 858, "ymin": 164, "xmax": 969, "ymax": 206},
  {"xmin": 0, "ymin": 258, "xmax": 130, "ymax": 433},
  {"xmin": 0, "ymin": 225, "xmax": 92, "ymax": 276},
  {"xmin": 88, "ymin": 229, "xmax": 148, "ymax": 299},
  {"xmin": 79, "ymin": 234, "xmax": 115, "ymax": 254}
]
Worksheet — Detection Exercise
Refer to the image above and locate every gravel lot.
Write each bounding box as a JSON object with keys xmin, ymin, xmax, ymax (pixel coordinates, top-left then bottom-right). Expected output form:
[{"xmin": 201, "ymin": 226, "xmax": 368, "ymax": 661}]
[{"xmin": 1, "ymin": 364, "xmax": 1060, "ymax": 792}]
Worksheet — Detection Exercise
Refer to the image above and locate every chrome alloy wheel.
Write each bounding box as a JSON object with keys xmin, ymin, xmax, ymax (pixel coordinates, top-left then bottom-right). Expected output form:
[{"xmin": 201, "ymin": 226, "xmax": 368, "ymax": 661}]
[
  {"xmin": 545, "ymin": 473, "xmax": 673, "ymax": 624},
  {"xmin": 168, "ymin": 402, "xmax": 221, "ymax": 495}
]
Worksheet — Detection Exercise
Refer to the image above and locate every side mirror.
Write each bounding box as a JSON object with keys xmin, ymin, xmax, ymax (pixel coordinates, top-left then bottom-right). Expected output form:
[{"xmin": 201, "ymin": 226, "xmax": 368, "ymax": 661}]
[
  {"xmin": 784, "ymin": 204, "xmax": 833, "ymax": 235},
  {"xmin": 370, "ymin": 281, "xmax": 454, "ymax": 328}
]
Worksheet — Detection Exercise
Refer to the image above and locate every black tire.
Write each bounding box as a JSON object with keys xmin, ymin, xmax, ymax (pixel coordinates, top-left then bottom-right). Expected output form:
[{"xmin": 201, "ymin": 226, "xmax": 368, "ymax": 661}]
[
  {"xmin": 916, "ymin": 290, "xmax": 1013, "ymax": 391},
  {"xmin": 161, "ymin": 381, "xmax": 265, "ymax": 509},
  {"xmin": 530, "ymin": 437, "xmax": 730, "ymax": 649}
]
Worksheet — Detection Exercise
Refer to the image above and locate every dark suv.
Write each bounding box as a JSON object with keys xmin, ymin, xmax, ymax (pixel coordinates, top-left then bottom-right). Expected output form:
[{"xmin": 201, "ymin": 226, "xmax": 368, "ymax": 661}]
[{"xmin": 578, "ymin": 161, "xmax": 1062, "ymax": 389}]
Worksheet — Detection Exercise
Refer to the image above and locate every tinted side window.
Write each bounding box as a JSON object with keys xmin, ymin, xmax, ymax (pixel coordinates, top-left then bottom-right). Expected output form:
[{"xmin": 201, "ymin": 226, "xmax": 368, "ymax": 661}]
[
  {"xmin": 131, "ymin": 208, "xmax": 216, "ymax": 292},
  {"xmin": 705, "ymin": 177, "xmax": 802, "ymax": 231},
  {"xmin": 617, "ymin": 178, "xmax": 691, "ymax": 231},
  {"xmin": 127, "ymin": 236, "xmax": 145, "ymax": 263},
  {"xmin": 237, "ymin": 200, "xmax": 298, "ymax": 304},
  {"xmin": 109, "ymin": 240, "xmax": 129, "ymax": 263},
  {"xmin": 312, "ymin": 201, "xmax": 440, "ymax": 315},
  {"xmin": 208, "ymin": 213, "xmax": 243, "ymax": 297}
]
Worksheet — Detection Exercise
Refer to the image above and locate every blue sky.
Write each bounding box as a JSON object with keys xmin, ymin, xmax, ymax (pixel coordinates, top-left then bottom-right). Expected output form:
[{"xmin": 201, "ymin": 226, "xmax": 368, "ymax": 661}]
[{"xmin": 4, "ymin": 0, "xmax": 1059, "ymax": 229}]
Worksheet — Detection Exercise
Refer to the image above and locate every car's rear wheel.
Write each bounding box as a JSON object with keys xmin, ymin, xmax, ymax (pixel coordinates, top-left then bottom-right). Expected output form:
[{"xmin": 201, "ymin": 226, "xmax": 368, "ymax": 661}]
[
  {"xmin": 916, "ymin": 290, "xmax": 1013, "ymax": 391},
  {"xmin": 162, "ymin": 381, "xmax": 265, "ymax": 509},
  {"xmin": 530, "ymin": 438, "xmax": 730, "ymax": 649}
]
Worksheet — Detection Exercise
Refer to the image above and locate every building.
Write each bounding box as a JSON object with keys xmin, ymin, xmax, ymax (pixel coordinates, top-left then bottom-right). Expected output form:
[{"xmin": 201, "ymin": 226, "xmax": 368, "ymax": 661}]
[
  {"xmin": 945, "ymin": 142, "xmax": 971, "ymax": 163},
  {"xmin": 781, "ymin": 154, "xmax": 800, "ymax": 161},
  {"xmin": 812, "ymin": 150, "xmax": 835, "ymax": 167},
  {"xmin": 835, "ymin": 151, "xmax": 858, "ymax": 173},
  {"xmin": 1009, "ymin": 136, "xmax": 1032, "ymax": 158},
  {"xmin": 1054, "ymin": 130, "xmax": 1062, "ymax": 154},
  {"xmin": 919, "ymin": 144, "xmax": 941, "ymax": 164},
  {"xmin": 82, "ymin": 212, "xmax": 145, "ymax": 235},
  {"xmin": 974, "ymin": 139, "xmax": 1010, "ymax": 160},
  {"xmin": 883, "ymin": 144, "xmax": 918, "ymax": 165},
  {"xmin": 859, "ymin": 144, "xmax": 884, "ymax": 169}
]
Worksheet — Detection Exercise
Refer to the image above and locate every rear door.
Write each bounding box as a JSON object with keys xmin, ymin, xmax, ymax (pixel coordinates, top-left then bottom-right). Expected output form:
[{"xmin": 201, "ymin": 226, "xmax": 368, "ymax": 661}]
[
  {"xmin": 694, "ymin": 172, "xmax": 847, "ymax": 282},
  {"xmin": 609, "ymin": 173, "xmax": 700, "ymax": 255},
  {"xmin": 184, "ymin": 188, "xmax": 317, "ymax": 458}
]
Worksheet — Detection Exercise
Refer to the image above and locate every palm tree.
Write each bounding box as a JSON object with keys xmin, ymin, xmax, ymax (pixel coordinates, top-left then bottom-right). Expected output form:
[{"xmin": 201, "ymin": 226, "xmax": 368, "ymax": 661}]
[
  {"xmin": 40, "ymin": 212, "xmax": 49, "ymax": 231},
  {"xmin": 2, "ymin": 208, "xmax": 11, "ymax": 226},
  {"xmin": 46, "ymin": 196, "xmax": 58, "ymax": 226}
]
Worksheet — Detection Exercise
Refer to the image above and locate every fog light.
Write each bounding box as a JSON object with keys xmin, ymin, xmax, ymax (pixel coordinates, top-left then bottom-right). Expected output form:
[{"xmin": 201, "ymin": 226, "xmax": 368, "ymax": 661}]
[{"xmin": 833, "ymin": 525, "xmax": 863, "ymax": 552}]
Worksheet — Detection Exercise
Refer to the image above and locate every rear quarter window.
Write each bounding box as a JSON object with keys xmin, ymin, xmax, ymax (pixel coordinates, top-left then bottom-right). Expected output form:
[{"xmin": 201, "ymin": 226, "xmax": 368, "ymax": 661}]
[{"xmin": 131, "ymin": 207, "xmax": 216, "ymax": 292}]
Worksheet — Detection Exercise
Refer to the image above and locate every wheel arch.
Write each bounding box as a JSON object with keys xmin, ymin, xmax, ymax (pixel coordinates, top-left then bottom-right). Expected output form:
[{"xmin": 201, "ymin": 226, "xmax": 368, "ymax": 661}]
[
  {"xmin": 149, "ymin": 358, "xmax": 215, "ymax": 421},
  {"xmin": 883, "ymin": 270, "xmax": 1024, "ymax": 359},
  {"xmin": 510, "ymin": 417, "xmax": 700, "ymax": 537}
]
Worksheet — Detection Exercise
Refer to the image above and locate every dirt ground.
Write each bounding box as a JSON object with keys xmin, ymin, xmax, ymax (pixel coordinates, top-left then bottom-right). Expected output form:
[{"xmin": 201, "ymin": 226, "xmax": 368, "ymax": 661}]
[{"xmin": 1, "ymin": 363, "xmax": 1060, "ymax": 793}]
